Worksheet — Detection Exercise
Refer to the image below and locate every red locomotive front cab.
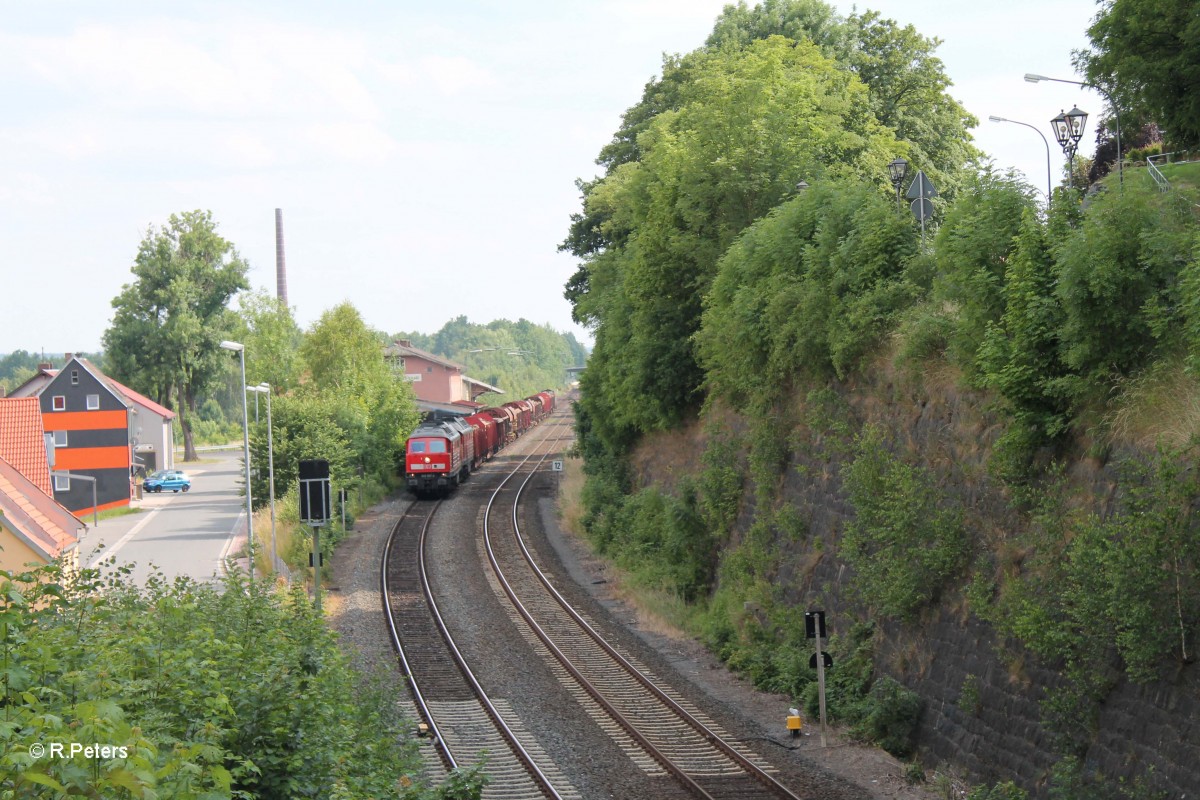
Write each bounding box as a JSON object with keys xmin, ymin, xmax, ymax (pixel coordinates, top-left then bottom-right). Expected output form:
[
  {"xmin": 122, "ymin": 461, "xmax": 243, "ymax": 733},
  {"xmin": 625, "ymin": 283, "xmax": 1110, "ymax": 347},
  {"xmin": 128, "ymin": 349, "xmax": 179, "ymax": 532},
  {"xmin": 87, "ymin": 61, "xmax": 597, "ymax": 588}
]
[{"xmin": 406, "ymin": 422, "xmax": 464, "ymax": 497}]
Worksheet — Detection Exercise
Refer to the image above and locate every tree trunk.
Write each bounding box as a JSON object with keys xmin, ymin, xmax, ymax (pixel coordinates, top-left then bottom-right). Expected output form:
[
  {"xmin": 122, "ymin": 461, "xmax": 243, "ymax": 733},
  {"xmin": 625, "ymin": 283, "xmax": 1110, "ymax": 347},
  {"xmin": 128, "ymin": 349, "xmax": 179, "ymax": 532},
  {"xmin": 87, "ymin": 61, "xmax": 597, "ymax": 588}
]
[{"xmin": 179, "ymin": 384, "xmax": 198, "ymax": 462}]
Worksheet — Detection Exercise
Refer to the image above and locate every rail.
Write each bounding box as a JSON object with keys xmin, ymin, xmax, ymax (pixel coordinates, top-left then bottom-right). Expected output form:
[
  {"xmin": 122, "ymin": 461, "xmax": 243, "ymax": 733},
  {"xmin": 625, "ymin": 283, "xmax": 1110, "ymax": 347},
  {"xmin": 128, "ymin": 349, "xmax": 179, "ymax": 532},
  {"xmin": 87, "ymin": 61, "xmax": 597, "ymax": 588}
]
[
  {"xmin": 485, "ymin": 416, "xmax": 804, "ymax": 800},
  {"xmin": 382, "ymin": 432, "xmax": 569, "ymax": 798},
  {"xmin": 1147, "ymin": 153, "xmax": 1171, "ymax": 192}
]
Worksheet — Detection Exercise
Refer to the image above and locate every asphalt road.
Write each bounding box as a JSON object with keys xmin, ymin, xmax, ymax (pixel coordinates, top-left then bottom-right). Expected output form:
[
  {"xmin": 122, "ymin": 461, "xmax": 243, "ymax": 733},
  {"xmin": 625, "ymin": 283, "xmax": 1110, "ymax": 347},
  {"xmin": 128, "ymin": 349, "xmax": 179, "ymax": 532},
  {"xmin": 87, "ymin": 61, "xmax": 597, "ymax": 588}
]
[{"xmin": 78, "ymin": 449, "xmax": 248, "ymax": 586}]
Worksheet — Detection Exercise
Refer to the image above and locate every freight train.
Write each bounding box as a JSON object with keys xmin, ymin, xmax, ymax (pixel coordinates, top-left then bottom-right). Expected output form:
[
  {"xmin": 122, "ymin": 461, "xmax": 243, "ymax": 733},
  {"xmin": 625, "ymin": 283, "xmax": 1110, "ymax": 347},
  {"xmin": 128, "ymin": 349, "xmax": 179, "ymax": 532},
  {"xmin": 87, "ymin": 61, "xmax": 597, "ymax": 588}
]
[{"xmin": 404, "ymin": 390, "xmax": 555, "ymax": 498}]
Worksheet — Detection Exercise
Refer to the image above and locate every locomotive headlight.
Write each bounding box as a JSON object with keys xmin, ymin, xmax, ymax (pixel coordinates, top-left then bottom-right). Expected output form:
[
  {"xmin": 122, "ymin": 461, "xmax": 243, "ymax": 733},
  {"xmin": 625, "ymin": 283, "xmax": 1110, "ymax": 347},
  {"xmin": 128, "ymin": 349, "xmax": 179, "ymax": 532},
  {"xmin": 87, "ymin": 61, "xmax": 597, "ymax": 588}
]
[{"xmin": 424, "ymin": 456, "xmax": 431, "ymax": 463}]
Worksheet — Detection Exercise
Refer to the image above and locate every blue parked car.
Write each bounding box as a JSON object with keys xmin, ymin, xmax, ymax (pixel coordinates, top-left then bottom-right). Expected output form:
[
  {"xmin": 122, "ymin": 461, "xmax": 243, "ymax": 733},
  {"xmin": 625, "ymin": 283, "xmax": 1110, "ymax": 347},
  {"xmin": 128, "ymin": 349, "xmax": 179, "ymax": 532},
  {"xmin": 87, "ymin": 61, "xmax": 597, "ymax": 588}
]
[{"xmin": 143, "ymin": 469, "xmax": 191, "ymax": 493}]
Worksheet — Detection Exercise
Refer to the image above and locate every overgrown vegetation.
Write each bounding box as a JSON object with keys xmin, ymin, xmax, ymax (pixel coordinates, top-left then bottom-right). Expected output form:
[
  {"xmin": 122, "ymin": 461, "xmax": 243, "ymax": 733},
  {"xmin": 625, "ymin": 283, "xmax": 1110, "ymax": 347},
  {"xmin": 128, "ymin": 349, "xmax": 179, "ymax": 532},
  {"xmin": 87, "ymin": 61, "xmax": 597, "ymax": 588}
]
[
  {"xmin": 841, "ymin": 426, "xmax": 968, "ymax": 621},
  {"xmin": 561, "ymin": 0, "xmax": 1200, "ymax": 793},
  {"xmin": 0, "ymin": 562, "xmax": 483, "ymax": 799}
]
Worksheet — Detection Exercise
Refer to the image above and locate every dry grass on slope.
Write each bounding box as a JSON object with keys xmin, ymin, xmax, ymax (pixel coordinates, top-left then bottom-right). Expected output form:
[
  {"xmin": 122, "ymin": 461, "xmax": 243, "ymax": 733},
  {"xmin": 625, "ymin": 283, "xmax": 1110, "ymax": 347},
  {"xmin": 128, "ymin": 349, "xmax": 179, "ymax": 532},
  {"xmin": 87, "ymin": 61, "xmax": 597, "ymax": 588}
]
[{"xmin": 1106, "ymin": 358, "xmax": 1200, "ymax": 450}]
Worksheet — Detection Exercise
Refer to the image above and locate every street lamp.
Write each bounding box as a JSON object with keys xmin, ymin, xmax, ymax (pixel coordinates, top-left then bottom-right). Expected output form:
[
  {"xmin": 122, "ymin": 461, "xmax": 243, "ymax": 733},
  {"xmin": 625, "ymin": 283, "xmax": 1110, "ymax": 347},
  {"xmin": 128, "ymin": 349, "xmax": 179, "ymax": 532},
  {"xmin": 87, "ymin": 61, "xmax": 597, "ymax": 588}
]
[
  {"xmin": 989, "ymin": 115, "xmax": 1053, "ymax": 203},
  {"xmin": 1051, "ymin": 106, "xmax": 1088, "ymax": 188},
  {"xmin": 1026, "ymin": 73, "xmax": 1121, "ymax": 186},
  {"xmin": 247, "ymin": 383, "xmax": 276, "ymax": 574},
  {"xmin": 887, "ymin": 157, "xmax": 909, "ymax": 210},
  {"xmin": 220, "ymin": 339, "xmax": 253, "ymax": 581}
]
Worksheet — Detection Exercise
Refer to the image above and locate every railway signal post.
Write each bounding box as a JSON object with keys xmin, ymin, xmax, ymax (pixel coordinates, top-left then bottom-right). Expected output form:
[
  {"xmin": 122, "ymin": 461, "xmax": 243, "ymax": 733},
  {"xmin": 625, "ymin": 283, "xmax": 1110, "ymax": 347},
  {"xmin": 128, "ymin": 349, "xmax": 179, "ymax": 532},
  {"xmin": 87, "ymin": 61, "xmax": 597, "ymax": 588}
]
[
  {"xmin": 805, "ymin": 610, "xmax": 829, "ymax": 747},
  {"xmin": 299, "ymin": 459, "xmax": 332, "ymax": 612}
]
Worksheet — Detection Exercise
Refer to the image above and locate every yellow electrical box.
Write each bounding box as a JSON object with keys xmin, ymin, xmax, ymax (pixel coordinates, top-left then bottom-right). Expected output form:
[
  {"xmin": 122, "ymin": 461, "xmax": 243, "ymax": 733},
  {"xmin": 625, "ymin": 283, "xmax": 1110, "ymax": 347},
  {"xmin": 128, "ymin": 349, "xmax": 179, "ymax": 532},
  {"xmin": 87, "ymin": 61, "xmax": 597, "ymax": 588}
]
[{"xmin": 786, "ymin": 715, "xmax": 803, "ymax": 735}]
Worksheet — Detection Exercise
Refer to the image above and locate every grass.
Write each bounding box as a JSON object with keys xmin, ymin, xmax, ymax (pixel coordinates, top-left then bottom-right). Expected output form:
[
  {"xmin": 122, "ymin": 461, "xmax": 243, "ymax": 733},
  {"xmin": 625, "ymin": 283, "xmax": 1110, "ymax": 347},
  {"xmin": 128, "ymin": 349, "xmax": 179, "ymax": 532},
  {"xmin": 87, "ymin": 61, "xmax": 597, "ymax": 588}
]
[
  {"xmin": 97, "ymin": 505, "xmax": 143, "ymax": 522},
  {"xmin": 554, "ymin": 453, "xmax": 698, "ymax": 640},
  {"xmin": 556, "ymin": 456, "xmax": 587, "ymax": 536},
  {"xmin": 1105, "ymin": 358, "xmax": 1200, "ymax": 449}
]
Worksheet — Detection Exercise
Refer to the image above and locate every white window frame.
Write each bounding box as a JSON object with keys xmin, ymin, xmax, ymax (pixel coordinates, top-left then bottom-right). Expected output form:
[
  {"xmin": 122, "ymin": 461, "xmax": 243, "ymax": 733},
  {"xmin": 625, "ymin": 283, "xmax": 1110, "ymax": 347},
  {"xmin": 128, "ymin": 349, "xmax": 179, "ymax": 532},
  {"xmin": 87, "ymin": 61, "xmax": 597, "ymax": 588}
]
[
  {"xmin": 52, "ymin": 395, "xmax": 66, "ymax": 411},
  {"xmin": 86, "ymin": 394, "xmax": 100, "ymax": 410},
  {"xmin": 70, "ymin": 369, "xmax": 79, "ymax": 385},
  {"xmin": 52, "ymin": 430, "xmax": 68, "ymax": 447},
  {"xmin": 54, "ymin": 473, "xmax": 70, "ymax": 492}
]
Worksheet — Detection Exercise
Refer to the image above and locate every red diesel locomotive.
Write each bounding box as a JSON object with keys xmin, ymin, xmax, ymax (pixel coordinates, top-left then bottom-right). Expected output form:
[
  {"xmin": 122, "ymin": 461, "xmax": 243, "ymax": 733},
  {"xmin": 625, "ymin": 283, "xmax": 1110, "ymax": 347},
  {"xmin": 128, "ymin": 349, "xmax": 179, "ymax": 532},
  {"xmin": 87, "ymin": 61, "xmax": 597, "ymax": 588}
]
[{"xmin": 404, "ymin": 390, "xmax": 556, "ymax": 498}]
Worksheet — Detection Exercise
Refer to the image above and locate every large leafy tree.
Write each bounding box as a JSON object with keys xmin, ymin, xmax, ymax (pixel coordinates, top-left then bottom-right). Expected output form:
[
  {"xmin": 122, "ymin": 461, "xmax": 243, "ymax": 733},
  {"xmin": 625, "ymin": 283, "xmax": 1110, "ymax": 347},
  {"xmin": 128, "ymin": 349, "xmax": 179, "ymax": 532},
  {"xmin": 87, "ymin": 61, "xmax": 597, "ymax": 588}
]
[
  {"xmin": 710, "ymin": 3, "xmax": 979, "ymax": 196},
  {"xmin": 104, "ymin": 210, "xmax": 248, "ymax": 461},
  {"xmin": 299, "ymin": 302, "xmax": 420, "ymax": 481},
  {"xmin": 236, "ymin": 289, "xmax": 303, "ymax": 393},
  {"xmin": 569, "ymin": 36, "xmax": 897, "ymax": 436},
  {"xmin": 1078, "ymin": 0, "xmax": 1200, "ymax": 147}
]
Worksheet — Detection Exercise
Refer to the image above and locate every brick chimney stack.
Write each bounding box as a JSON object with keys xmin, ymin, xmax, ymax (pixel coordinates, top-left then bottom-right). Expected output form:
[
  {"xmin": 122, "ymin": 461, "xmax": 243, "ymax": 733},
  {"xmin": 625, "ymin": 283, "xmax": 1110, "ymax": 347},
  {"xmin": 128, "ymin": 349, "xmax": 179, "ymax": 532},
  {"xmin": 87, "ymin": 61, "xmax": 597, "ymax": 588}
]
[{"xmin": 275, "ymin": 208, "xmax": 289, "ymax": 307}]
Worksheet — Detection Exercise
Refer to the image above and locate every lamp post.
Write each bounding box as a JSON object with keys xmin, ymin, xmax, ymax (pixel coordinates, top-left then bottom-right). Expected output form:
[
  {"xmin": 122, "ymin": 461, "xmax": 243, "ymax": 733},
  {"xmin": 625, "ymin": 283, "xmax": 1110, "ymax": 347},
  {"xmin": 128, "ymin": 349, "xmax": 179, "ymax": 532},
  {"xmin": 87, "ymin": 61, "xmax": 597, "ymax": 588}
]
[
  {"xmin": 1051, "ymin": 106, "xmax": 1089, "ymax": 189},
  {"xmin": 887, "ymin": 157, "xmax": 909, "ymax": 210},
  {"xmin": 989, "ymin": 115, "xmax": 1053, "ymax": 203},
  {"xmin": 247, "ymin": 383, "xmax": 276, "ymax": 573},
  {"xmin": 1026, "ymin": 73, "xmax": 1122, "ymax": 186},
  {"xmin": 220, "ymin": 340, "xmax": 253, "ymax": 581}
]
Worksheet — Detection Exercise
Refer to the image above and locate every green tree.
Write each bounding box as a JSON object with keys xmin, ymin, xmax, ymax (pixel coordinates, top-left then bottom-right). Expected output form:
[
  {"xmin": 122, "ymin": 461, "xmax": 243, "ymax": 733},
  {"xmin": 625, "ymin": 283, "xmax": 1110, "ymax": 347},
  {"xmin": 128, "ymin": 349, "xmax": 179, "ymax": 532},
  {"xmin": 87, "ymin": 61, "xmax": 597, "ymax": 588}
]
[
  {"xmin": 237, "ymin": 289, "xmax": 303, "ymax": 393},
  {"xmin": 302, "ymin": 303, "xmax": 390, "ymax": 395},
  {"xmin": 0, "ymin": 564, "xmax": 428, "ymax": 799},
  {"xmin": 298, "ymin": 302, "xmax": 420, "ymax": 485},
  {"xmin": 104, "ymin": 210, "xmax": 249, "ymax": 461},
  {"xmin": 402, "ymin": 315, "xmax": 583, "ymax": 402},
  {"xmin": 698, "ymin": 180, "xmax": 918, "ymax": 406},
  {"xmin": 250, "ymin": 391, "xmax": 356, "ymax": 510},
  {"xmin": 569, "ymin": 36, "xmax": 897, "ymax": 434},
  {"xmin": 932, "ymin": 170, "xmax": 1038, "ymax": 376},
  {"xmin": 839, "ymin": 10, "xmax": 979, "ymax": 199},
  {"xmin": 976, "ymin": 207, "xmax": 1073, "ymax": 459},
  {"xmin": 0, "ymin": 349, "xmax": 40, "ymax": 394},
  {"xmin": 706, "ymin": 0, "xmax": 845, "ymax": 51},
  {"xmin": 1054, "ymin": 187, "xmax": 1196, "ymax": 383},
  {"xmin": 1078, "ymin": 0, "xmax": 1200, "ymax": 147}
]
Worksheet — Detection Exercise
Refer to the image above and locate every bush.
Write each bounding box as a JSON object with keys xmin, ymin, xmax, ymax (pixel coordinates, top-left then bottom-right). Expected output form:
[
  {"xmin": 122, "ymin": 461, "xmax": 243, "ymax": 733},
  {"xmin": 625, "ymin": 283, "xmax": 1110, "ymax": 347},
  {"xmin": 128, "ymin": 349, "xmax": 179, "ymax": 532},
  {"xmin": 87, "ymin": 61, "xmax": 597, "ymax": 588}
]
[
  {"xmin": 849, "ymin": 676, "xmax": 923, "ymax": 758},
  {"xmin": 1125, "ymin": 142, "xmax": 1162, "ymax": 162},
  {"xmin": 842, "ymin": 426, "xmax": 969, "ymax": 620},
  {"xmin": 0, "ymin": 563, "xmax": 430, "ymax": 798}
]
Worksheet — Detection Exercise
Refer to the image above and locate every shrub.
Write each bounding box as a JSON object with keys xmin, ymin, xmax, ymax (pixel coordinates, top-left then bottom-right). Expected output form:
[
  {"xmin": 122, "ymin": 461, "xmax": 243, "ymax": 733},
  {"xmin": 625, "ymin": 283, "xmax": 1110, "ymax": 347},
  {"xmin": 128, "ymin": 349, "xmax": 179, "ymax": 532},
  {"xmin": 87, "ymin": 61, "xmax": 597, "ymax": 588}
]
[
  {"xmin": 841, "ymin": 426, "xmax": 969, "ymax": 619},
  {"xmin": 0, "ymin": 563, "xmax": 431, "ymax": 798},
  {"xmin": 848, "ymin": 676, "xmax": 923, "ymax": 758}
]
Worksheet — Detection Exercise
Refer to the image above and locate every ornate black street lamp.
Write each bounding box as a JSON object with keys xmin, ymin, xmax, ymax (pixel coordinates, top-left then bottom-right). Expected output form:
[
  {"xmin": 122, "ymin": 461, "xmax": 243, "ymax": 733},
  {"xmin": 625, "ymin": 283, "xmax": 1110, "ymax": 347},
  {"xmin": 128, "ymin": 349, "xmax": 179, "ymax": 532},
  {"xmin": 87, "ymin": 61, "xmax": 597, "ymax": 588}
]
[
  {"xmin": 1051, "ymin": 106, "xmax": 1088, "ymax": 188},
  {"xmin": 1027, "ymin": 73, "xmax": 1121, "ymax": 186},
  {"xmin": 887, "ymin": 157, "xmax": 908, "ymax": 210}
]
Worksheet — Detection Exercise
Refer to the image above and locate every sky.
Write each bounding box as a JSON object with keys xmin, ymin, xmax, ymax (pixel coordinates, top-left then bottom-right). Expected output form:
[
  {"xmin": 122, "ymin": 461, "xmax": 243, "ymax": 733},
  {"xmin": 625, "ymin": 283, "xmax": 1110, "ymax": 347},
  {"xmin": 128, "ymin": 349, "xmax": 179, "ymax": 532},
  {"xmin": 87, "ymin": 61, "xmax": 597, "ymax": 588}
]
[{"xmin": 0, "ymin": 0, "xmax": 1105, "ymax": 357}]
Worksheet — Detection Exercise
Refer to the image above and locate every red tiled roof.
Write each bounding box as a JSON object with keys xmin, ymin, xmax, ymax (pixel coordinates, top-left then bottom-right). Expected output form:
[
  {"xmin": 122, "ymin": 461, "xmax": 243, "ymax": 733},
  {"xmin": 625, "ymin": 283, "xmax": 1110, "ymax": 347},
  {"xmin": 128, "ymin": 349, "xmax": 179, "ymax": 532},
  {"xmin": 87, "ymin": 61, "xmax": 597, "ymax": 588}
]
[
  {"xmin": 0, "ymin": 455, "xmax": 81, "ymax": 562},
  {"xmin": 0, "ymin": 398, "xmax": 52, "ymax": 494},
  {"xmin": 385, "ymin": 340, "xmax": 464, "ymax": 371},
  {"xmin": 106, "ymin": 377, "xmax": 175, "ymax": 420}
]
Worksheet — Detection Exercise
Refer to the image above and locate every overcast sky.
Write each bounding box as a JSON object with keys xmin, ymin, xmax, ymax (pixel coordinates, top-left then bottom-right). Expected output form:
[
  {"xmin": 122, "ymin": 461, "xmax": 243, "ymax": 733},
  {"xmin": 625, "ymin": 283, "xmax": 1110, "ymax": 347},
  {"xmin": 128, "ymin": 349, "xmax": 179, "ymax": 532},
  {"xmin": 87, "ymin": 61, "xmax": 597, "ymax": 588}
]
[{"xmin": 1, "ymin": 0, "xmax": 1103, "ymax": 357}]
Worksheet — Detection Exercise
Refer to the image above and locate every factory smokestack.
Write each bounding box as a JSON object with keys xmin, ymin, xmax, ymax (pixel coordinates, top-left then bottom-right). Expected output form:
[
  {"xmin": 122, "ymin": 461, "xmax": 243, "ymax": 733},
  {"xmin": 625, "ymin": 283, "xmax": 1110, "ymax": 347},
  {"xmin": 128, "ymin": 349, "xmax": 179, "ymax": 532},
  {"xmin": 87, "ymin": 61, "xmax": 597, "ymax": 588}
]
[{"xmin": 274, "ymin": 208, "xmax": 289, "ymax": 307}]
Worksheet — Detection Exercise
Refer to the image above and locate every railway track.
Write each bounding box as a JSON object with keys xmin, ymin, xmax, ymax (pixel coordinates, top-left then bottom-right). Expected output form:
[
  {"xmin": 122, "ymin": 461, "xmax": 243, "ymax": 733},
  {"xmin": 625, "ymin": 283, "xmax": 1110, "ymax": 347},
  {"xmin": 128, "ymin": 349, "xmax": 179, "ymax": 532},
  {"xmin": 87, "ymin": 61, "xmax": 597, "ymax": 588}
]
[
  {"xmin": 381, "ymin": 484, "xmax": 576, "ymax": 799},
  {"xmin": 383, "ymin": 411, "xmax": 808, "ymax": 799}
]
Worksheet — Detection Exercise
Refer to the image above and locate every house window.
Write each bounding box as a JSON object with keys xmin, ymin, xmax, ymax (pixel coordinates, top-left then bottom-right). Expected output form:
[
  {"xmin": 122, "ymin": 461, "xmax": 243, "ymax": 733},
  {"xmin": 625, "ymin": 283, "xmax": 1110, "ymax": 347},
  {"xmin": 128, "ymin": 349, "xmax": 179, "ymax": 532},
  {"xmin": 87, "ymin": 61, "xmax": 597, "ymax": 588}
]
[
  {"xmin": 52, "ymin": 430, "xmax": 68, "ymax": 447},
  {"xmin": 52, "ymin": 395, "xmax": 66, "ymax": 411},
  {"xmin": 86, "ymin": 394, "xmax": 100, "ymax": 410},
  {"xmin": 54, "ymin": 472, "xmax": 70, "ymax": 492},
  {"xmin": 70, "ymin": 370, "xmax": 79, "ymax": 385}
]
